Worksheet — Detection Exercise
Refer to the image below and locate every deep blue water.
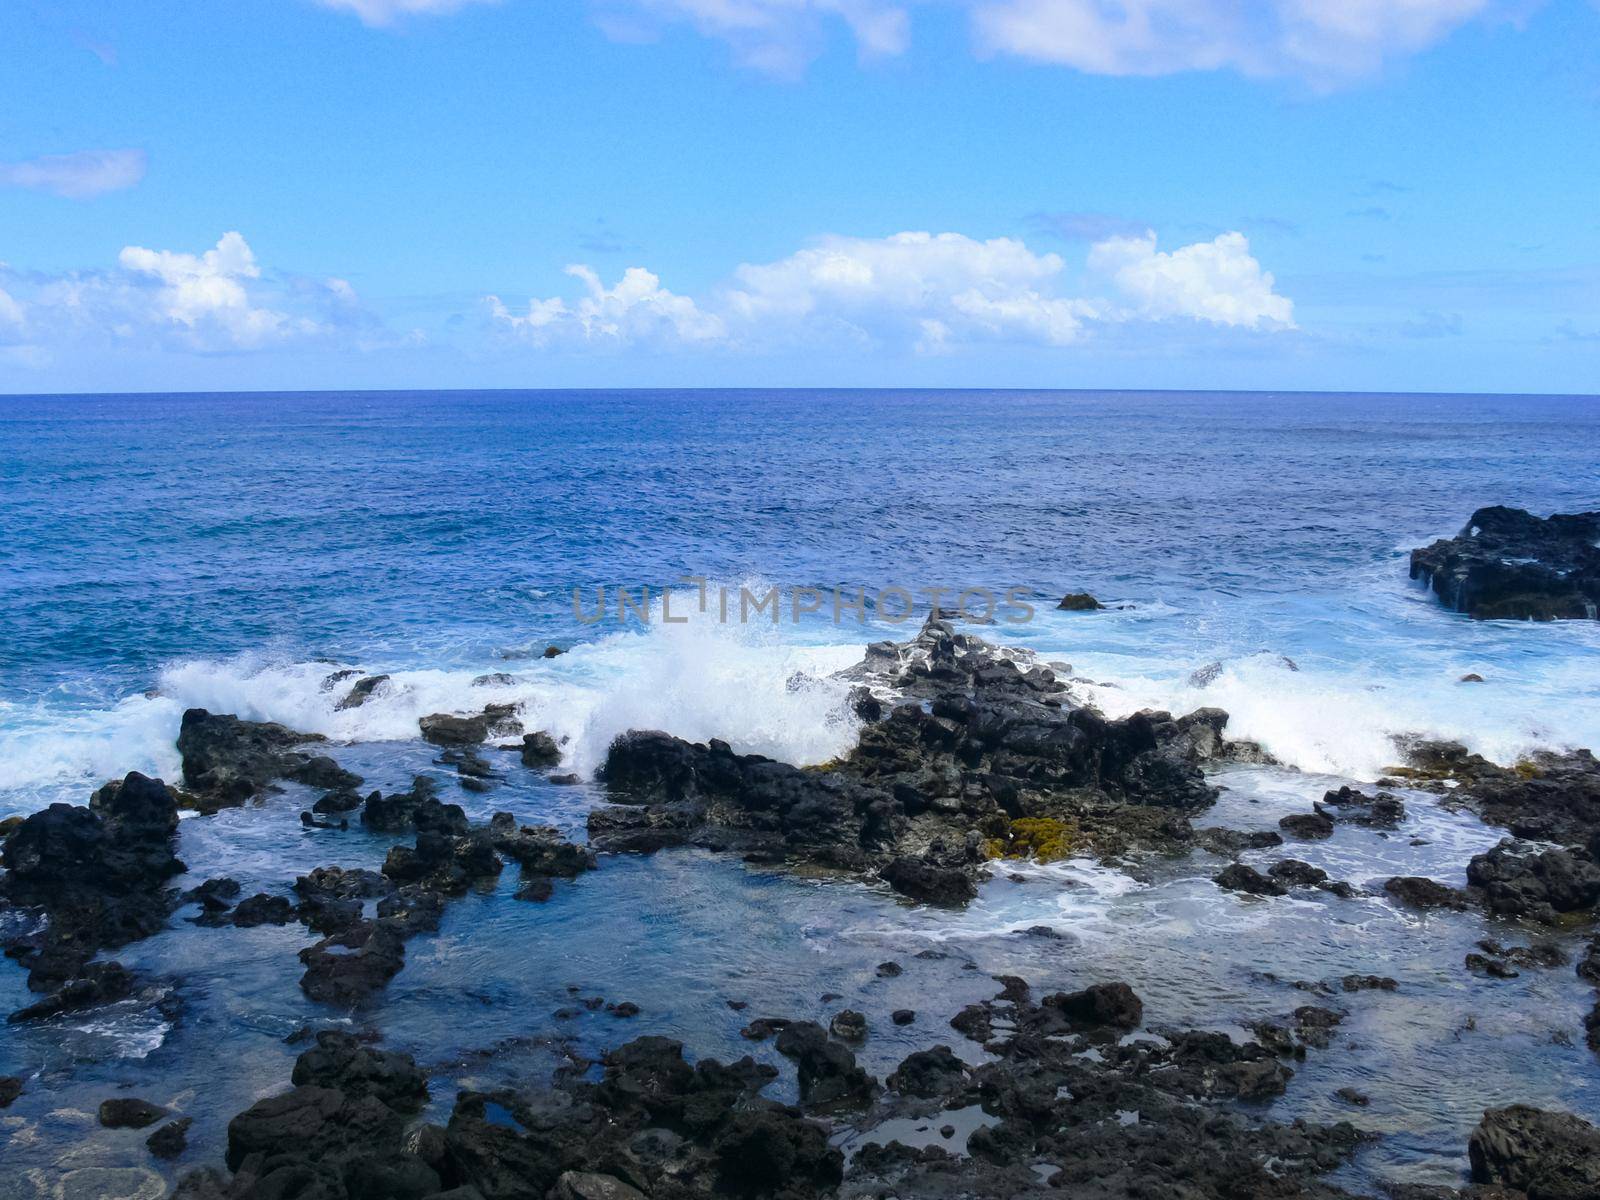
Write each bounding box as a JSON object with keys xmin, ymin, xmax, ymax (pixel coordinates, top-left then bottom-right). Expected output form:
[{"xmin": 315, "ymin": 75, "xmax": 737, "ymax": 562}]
[{"xmin": 2, "ymin": 390, "xmax": 1599, "ymax": 1198}]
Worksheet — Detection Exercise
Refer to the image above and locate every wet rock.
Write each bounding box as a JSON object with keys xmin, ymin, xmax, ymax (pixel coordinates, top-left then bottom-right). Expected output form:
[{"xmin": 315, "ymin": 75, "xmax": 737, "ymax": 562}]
[
  {"xmin": 1279, "ymin": 811, "xmax": 1335, "ymax": 840},
  {"xmin": 876, "ymin": 961, "xmax": 903, "ymax": 978},
  {"xmin": 336, "ymin": 674, "xmax": 390, "ymax": 709},
  {"xmin": 1467, "ymin": 952, "xmax": 1520, "ymax": 979},
  {"xmin": 99, "ymin": 1096, "xmax": 167, "ymax": 1128},
  {"xmin": 298, "ymin": 919, "xmax": 407, "ymax": 1006},
  {"xmin": 1044, "ymin": 981, "xmax": 1144, "ymax": 1031},
  {"xmin": 549, "ymin": 773, "xmax": 582, "ymax": 786},
  {"xmin": 1469, "ymin": 1104, "xmax": 1600, "ymax": 1196},
  {"xmin": 1321, "ymin": 786, "xmax": 1406, "ymax": 829},
  {"xmin": 1214, "ymin": 863, "xmax": 1288, "ymax": 896},
  {"xmin": 1269, "ymin": 859, "xmax": 1329, "ymax": 888},
  {"xmin": 775, "ymin": 1021, "xmax": 877, "ymax": 1111},
  {"xmin": 1341, "ymin": 974, "xmax": 1398, "ymax": 992},
  {"xmin": 0, "ymin": 1076, "xmax": 21, "ymax": 1107},
  {"xmin": 891, "ymin": 1009, "xmax": 916, "ymax": 1025},
  {"xmin": 830, "ymin": 1010, "xmax": 867, "ymax": 1041},
  {"xmin": 1335, "ymin": 1087, "xmax": 1370, "ymax": 1107},
  {"xmin": 1, "ymin": 772, "xmax": 183, "ymax": 996},
  {"xmin": 420, "ymin": 705, "xmax": 519, "ymax": 747},
  {"xmin": 1468, "ymin": 840, "xmax": 1600, "ymax": 924},
  {"xmin": 488, "ymin": 812, "xmax": 595, "ymax": 899},
  {"xmin": 1384, "ymin": 876, "xmax": 1472, "ymax": 911},
  {"xmin": 880, "ymin": 855, "xmax": 978, "ymax": 906},
  {"xmin": 231, "ymin": 893, "xmax": 297, "ymax": 927},
  {"xmin": 177, "ymin": 709, "xmax": 359, "ymax": 808},
  {"xmin": 8, "ymin": 960, "xmax": 136, "ymax": 1022},
  {"xmin": 146, "ymin": 1116, "xmax": 193, "ymax": 1159},
  {"xmin": 358, "ymin": 777, "xmax": 438, "ymax": 832},
  {"xmin": 1057, "ymin": 592, "xmax": 1104, "ymax": 611},
  {"xmin": 589, "ymin": 622, "xmax": 1230, "ymax": 902},
  {"xmin": 887, "ymin": 1045, "xmax": 969, "ymax": 1097},
  {"xmin": 312, "ymin": 789, "xmax": 364, "ymax": 814},
  {"xmin": 519, "ymin": 731, "xmax": 561, "ymax": 768},
  {"xmin": 1410, "ymin": 506, "xmax": 1600, "ymax": 621}
]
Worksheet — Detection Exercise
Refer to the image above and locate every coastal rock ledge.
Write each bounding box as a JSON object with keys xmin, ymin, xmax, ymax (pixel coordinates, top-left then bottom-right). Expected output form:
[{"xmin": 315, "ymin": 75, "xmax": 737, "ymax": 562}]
[{"xmin": 1409, "ymin": 506, "xmax": 1600, "ymax": 620}]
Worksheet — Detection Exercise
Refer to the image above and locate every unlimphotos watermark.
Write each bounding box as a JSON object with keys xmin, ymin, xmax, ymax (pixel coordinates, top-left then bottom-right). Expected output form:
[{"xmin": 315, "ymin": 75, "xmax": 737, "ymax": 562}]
[{"xmin": 572, "ymin": 579, "xmax": 1037, "ymax": 626}]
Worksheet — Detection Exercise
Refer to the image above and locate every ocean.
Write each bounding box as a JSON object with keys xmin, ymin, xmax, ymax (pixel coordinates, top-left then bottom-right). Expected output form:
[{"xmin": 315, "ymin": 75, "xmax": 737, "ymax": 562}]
[
  {"xmin": 4, "ymin": 389, "xmax": 1599, "ymax": 810},
  {"xmin": 2, "ymin": 388, "xmax": 1599, "ymax": 1195}
]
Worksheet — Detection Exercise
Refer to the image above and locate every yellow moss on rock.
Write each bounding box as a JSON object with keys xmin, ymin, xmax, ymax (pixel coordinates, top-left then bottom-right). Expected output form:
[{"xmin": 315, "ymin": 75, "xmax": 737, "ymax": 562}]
[{"xmin": 984, "ymin": 816, "xmax": 1079, "ymax": 864}]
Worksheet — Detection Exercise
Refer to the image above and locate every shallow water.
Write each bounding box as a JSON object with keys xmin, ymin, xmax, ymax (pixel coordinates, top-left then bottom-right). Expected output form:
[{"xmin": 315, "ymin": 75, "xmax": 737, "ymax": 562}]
[{"xmin": 2, "ymin": 390, "xmax": 1598, "ymax": 1194}]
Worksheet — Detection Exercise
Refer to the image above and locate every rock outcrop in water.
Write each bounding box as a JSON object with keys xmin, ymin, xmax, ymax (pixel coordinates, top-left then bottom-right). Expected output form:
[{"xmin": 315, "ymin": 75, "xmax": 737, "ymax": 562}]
[
  {"xmin": 838, "ymin": 975, "xmax": 1365, "ymax": 1199},
  {"xmin": 1409, "ymin": 506, "xmax": 1600, "ymax": 620},
  {"xmin": 178, "ymin": 709, "xmax": 362, "ymax": 812},
  {"xmin": 174, "ymin": 1029, "xmax": 841, "ymax": 1200},
  {"xmin": 0, "ymin": 771, "xmax": 184, "ymax": 1014},
  {"xmin": 590, "ymin": 618, "xmax": 1250, "ymax": 904}
]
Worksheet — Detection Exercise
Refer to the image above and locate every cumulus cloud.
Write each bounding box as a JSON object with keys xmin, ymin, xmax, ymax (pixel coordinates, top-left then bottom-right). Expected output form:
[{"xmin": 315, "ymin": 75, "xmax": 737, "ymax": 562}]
[
  {"xmin": 315, "ymin": 0, "xmax": 497, "ymax": 25},
  {"xmin": 971, "ymin": 0, "xmax": 1490, "ymax": 83},
  {"xmin": 725, "ymin": 231, "xmax": 1093, "ymax": 349},
  {"xmin": 488, "ymin": 228, "xmax": 1294, "ymax": 354},
  {"xmin": 487, "ymin": 265, "xmax": 725, "ymax": 348},
  {"xmin": 0, "ymin": 149, "xmax": 146, "ymax": 199},
  {"xmin": 1088, "ymin": 231, "xmax": 1294, "ymax": 327},
  {"xmin": 0, "ymin": 232, "xmax": 385, "ymax": 359},
  {"xmin": 594, "ymin": 0, "xmax": 909, "ymax": 74}
]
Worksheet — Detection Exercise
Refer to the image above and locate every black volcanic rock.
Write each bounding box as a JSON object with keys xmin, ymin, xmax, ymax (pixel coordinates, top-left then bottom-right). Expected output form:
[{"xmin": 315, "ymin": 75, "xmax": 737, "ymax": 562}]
[
  {"xmin": 588, "ymin": 620, "xmax": 1239, "ymax": 903},
  {"xmin": 177, "ymin": 709, "xmax": 360, "ymax": 810},
  {"xmin": 1469, "ymin": 1104, "xmax": 1600, "ymax": 1196},
  {"xmin": 1, "ymin": 772, "xmax": 183, "ymax": 998},
  {"xmin": 1410, "ymin": 506, "xmax": 1600, "ymax": 620}
]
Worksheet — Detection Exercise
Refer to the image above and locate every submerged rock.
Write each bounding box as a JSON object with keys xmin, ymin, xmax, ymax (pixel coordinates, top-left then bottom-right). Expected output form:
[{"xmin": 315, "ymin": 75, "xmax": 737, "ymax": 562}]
[
  {"xmin": 1410, "ymin": 506, "xmax": 1600, "ymax": 621},
  {"xmin": 99, "ymin": 1097, "xmax": 167, "ymax": 1129}
]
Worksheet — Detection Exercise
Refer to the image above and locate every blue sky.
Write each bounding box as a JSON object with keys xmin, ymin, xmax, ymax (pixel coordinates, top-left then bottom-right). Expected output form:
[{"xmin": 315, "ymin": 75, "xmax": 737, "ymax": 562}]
[{"xmin": 2, "ymin": 0, "xmax": 1598, "ymax": 393}]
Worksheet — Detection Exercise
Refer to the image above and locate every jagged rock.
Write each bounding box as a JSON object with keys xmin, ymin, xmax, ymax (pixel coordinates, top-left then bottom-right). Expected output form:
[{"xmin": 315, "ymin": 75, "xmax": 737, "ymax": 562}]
[
  {"xmin": 1411, "ymin": 506, "xmax": 1600, "ymax": 620},
  {"xmin": 177, "ymin": 709, "xmax": 359, "ymax": 808},
  {"xmin": 775, "ymin": 1021, "xmax": 876, "ymax": 1111},
  {"xmin": 1, "ymin": 772, "xmax": 182, "ymax": 996},
  {"xmin": 1469, "ymin": 1104, "xmax": 1600, "ymax": 1197},
  {"xmin": 1468, "ymin": 840, "xmax": 1600, "ymax": 924},
  {"xmin": 336, "ymin": 673, "xmax": 390, "ymax": 710}
]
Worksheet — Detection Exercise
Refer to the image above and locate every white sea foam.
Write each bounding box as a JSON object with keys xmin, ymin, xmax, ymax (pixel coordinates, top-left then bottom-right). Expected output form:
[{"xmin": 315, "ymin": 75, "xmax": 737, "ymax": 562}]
[
  {"xmin": 0, "ymin": 600, "xmax": 871, "ymax": 813},
  {"xmin": 1069, "ymin": 649, "xmax": 1600, "ymax": 781}
]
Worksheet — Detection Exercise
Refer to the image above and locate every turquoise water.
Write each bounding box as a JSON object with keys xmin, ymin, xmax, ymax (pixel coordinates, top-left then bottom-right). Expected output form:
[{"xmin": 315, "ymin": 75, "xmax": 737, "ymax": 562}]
[{"xmin": 2, "ymin": 389, "xmax": 1599, "ymax": 1196}]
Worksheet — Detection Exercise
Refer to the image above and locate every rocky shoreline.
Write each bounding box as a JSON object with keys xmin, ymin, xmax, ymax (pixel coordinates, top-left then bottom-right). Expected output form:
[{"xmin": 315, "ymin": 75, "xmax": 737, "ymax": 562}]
[{"xmin": 3, "ymin": 616, "xmax": 1600, "ymax": 1199}]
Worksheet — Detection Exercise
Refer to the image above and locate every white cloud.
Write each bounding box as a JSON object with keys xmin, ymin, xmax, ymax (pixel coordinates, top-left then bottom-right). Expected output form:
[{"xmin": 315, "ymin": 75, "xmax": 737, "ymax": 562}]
[
  {"xmin": 115, "ymin": 232, "xmax": 318, "ymax": 349},
  {"xmin": 0, "ymin": 149, "xmax": 146, "ymax": 199},
  {"xmin": 488, "ymin": 265, "xmax": 726, "ymax": 347},
  {"xmin": 315, "ymin": 0, "xmax": 497, "ymax": 26},
  {"xmin": 489, "ymin": 228, "xmax": 1294, "ymax": 353},
  {"xmin": 595, "ymin": 0, "xmax": 909, "ymax": 74},
  {"xmin": 1089, "ymin": 230, "xmax": 1294, "ymax": 327},
  {"xmin": 972, "ymin": 0, "xmax": 1490, "ymax": 83},
  {"xmin": 0, "ymin": 285, "xmax": 24, "ymax": 331},
  {"xmin": 725, "ymin": 231, "xmax": 1093, "ymax": 348},
  {"xmin": 0, "ymin": 233, "xmax": 383, "ymax": 357}
]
